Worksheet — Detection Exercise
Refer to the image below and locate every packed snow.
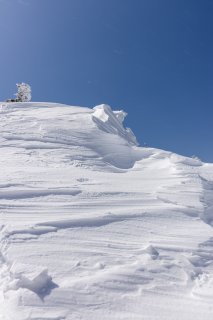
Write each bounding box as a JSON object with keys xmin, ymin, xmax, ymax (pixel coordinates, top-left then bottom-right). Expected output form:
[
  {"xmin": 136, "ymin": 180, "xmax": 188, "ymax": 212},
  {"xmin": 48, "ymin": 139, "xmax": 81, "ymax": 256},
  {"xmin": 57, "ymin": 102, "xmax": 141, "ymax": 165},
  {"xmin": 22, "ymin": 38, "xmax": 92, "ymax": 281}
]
[{"xmin": 0, "ymin": 102, "xmax": 213, "ymax": 320}]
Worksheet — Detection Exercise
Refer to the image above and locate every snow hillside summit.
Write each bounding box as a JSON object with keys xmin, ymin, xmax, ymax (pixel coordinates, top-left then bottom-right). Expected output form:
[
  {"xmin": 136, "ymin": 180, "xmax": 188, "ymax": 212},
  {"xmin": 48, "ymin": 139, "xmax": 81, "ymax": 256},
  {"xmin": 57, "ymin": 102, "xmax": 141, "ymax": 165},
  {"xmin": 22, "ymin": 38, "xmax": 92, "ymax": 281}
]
[{"xmin": 0, "ymin": 100, "xmax": 213, "ymax": 320}]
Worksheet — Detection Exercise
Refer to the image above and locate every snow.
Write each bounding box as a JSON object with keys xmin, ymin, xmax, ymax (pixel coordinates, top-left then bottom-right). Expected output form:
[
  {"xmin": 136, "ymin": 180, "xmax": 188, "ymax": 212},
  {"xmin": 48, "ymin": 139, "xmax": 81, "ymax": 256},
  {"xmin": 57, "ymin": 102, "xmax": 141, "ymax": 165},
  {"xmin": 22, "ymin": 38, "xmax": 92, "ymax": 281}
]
[{"xmin": 0, "ymin": 102, "xmax": 213, "ymax": 320}]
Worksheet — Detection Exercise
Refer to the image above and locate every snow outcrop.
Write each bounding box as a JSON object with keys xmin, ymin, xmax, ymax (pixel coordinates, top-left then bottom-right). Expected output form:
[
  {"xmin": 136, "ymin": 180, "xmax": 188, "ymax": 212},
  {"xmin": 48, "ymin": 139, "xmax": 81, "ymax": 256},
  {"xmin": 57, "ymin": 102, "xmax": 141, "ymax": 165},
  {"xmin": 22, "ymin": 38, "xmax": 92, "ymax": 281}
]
[{"xmin": 92, "ymin": 104, "xmax": 138, "ymax": 146}]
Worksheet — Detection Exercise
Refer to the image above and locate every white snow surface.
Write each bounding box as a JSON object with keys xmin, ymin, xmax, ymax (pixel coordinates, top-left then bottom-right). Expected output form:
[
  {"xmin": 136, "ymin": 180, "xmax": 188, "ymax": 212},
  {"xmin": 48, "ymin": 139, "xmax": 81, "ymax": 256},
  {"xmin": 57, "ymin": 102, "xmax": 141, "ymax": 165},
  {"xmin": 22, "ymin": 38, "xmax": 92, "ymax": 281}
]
[{"xmin": 0, "ymin": 102, "xmax": 213, "ymax": 320}]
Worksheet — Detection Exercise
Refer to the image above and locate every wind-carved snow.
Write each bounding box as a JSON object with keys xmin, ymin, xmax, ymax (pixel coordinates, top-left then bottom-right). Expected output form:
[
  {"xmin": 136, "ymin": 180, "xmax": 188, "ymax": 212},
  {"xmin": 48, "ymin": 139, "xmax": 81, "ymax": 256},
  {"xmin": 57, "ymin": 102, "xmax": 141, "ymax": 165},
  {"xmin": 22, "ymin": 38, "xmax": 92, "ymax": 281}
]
[
  {"xmin": 92, "ymin": 104, "xmax": 138, "ymax": 146},
  {"xmin": 0, "ymin": 102, "xmax": 213, "ymax": 320}
]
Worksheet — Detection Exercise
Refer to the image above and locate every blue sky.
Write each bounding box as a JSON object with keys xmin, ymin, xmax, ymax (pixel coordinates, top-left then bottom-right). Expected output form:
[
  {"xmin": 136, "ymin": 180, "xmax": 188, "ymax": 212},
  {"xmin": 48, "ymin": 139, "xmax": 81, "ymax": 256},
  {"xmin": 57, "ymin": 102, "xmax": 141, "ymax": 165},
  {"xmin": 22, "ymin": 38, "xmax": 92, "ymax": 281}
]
[{"xmin": 0, "ymin": 0, "xmax": 212, "ymax": 161}]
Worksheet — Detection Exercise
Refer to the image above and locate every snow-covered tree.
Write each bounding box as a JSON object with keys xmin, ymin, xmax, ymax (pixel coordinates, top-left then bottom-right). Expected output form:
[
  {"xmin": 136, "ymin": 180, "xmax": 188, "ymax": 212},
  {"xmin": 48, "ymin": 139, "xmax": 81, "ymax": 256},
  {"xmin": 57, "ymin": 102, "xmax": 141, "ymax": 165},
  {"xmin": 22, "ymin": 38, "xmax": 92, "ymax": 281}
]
[{"xmin": 15, "ymin": 83, "xmax": 32, "ymax": 102}]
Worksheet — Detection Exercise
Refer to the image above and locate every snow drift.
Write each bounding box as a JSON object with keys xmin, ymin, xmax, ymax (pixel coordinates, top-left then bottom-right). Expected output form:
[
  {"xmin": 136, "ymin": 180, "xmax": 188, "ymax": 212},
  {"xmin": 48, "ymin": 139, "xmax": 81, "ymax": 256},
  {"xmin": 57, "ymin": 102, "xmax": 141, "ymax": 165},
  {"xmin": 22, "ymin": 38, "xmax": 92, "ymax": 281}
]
[{"xmin": 0, "ymin": 102, "xmax": 213, "ymax": 320}]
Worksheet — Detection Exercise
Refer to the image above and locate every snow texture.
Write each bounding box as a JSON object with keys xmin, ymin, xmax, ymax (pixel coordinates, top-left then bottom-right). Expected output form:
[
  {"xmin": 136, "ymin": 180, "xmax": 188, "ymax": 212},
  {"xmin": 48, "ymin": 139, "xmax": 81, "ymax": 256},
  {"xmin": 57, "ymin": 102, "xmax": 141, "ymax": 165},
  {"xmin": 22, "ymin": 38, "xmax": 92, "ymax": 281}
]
[{"xmin": 0, "ymin": 102, "xmax": 213, "ymax": 320}]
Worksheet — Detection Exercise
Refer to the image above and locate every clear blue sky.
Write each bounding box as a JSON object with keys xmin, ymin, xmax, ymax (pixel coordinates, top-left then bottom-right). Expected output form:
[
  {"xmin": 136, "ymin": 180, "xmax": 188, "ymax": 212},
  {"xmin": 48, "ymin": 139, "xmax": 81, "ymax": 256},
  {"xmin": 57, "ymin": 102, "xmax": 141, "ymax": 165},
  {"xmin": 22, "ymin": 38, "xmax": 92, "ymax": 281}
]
[{"xmin": 0, "ymin": 0, "xmax": 212, "ymax": 161}]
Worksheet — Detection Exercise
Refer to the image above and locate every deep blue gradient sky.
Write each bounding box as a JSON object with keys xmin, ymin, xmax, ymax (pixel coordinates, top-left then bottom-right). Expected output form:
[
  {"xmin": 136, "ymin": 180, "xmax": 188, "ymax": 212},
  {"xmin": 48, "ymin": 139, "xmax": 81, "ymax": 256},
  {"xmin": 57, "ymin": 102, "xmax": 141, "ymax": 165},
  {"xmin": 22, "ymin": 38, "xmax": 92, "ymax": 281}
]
[{"xmin": 0, "ymin": 0, "xmax": 212, "ymax": 161}]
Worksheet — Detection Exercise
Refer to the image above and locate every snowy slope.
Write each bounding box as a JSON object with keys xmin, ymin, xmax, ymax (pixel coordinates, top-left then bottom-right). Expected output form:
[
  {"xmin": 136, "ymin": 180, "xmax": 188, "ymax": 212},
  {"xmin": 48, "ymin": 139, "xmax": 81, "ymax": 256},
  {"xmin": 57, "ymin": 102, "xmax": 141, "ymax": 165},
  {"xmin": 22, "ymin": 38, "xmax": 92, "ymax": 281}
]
[{"xmin": 0, "ymin": 102, "xmax": 213, "ymax": 320}]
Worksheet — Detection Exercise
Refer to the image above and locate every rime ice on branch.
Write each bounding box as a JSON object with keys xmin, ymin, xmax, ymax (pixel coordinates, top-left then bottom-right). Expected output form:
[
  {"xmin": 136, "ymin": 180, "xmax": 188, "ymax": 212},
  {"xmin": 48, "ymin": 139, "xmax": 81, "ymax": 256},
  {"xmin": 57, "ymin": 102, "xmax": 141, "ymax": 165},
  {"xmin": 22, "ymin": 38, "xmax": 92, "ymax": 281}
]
[{"xmin": 15, "ymin": 83, "xmax": 32, "ymax": 102}]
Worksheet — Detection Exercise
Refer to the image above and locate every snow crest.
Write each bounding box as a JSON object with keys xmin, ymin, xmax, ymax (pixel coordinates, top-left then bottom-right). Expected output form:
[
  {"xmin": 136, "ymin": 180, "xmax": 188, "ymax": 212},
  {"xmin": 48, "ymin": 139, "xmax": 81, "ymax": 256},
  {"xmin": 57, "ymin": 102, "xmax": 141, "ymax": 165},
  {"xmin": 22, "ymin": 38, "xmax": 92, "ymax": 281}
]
[{"xmin": 92, "ymin": 104, "xmax": 138, "ymax": 146}]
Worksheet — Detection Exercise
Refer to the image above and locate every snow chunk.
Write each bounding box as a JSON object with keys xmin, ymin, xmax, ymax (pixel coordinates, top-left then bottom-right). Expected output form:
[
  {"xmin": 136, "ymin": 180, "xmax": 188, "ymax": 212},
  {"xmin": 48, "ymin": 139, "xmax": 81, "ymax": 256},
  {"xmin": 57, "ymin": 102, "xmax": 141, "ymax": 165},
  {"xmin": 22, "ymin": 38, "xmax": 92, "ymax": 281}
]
[
  {"xmin": 144, "ymin": 245, "xmax": 159, "ymax": 259},
  {"xmin": 9, "ymin": 262, "xmax": 57, "ymax": 298}
]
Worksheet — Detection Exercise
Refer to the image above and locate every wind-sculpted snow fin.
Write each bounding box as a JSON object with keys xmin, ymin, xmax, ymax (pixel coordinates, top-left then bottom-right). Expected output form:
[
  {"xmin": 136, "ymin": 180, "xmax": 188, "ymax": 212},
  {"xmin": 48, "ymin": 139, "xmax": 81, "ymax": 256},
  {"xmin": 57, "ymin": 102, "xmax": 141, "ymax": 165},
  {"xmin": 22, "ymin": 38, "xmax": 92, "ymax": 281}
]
[{"xmin": 92, "ymin": 104, "xmax": 138, "ymax": 146}]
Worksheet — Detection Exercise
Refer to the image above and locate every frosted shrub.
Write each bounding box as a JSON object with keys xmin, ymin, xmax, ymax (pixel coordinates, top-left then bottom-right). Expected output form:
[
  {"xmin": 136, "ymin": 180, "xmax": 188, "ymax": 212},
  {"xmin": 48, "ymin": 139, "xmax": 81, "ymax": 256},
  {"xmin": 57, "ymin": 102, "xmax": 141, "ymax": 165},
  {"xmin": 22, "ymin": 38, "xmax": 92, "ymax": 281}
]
[{"xmin": 15, "ymin": 83, "xmax": 32, "ymax": 102}]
